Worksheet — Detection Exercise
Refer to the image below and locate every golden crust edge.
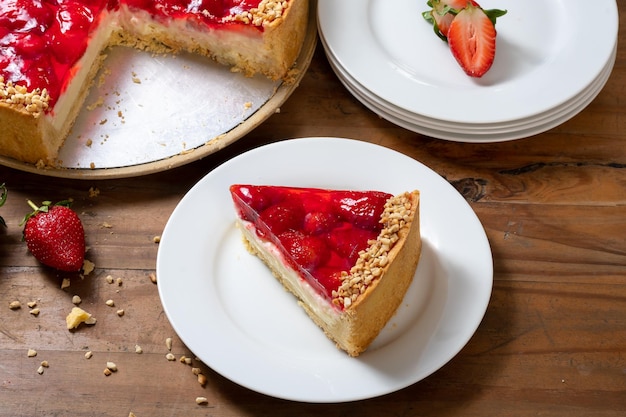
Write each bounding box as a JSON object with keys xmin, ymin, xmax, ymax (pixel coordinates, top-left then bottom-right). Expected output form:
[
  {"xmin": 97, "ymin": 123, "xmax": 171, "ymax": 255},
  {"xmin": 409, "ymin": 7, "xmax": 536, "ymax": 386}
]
[{"xmin": 339, "ymin": 190, "xmax": 421, "ymax": 356}]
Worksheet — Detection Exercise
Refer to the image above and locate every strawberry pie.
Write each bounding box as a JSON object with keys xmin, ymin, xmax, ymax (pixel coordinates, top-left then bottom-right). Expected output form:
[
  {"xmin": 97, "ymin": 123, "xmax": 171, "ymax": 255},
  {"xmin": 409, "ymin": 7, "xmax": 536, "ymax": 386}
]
[
  {"xmin": 230, "ymin": 184, "xmax": 422, "ymax": 356},
  {"xmin": 0, "ymin": 0, "xmax": 309, "ymax": 165}
]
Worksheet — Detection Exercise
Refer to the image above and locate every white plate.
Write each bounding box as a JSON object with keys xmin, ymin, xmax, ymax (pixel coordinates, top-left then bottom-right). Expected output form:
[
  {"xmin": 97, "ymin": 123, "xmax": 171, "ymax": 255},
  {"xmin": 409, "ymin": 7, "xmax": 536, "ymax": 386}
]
[
  {"xmin": 323, "ymin": 31, "xmax": 616, "ymax": 136},
  {"xmin": 156, "ymin": 137, "xmax": 493, "ymax": 402},
  {"xmin": 328, "ymin": 45, "xmax": 616, "ymax": 142},
  {"xmin": 318, "ymin": 0, "xmax": 618, "ymax": 125}
]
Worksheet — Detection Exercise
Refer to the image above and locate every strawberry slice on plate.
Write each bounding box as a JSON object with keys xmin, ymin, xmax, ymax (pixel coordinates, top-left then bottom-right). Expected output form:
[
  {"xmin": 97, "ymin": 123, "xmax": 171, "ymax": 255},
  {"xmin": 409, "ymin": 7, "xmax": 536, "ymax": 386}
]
[
  {"xmin": 422, "ymin": 0, "xmax": 479, "ymax": 40},
  {"xmin": 447, "ymin": 3, "xmax": 498, "ymax": 78}
]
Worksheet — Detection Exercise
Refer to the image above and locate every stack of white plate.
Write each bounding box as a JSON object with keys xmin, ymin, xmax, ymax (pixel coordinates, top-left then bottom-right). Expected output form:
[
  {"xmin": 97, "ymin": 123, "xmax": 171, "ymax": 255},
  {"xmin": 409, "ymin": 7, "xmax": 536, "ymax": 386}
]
[{"xmin": 318, "ymin": 0, "xmax": 619, "ymax": 142}]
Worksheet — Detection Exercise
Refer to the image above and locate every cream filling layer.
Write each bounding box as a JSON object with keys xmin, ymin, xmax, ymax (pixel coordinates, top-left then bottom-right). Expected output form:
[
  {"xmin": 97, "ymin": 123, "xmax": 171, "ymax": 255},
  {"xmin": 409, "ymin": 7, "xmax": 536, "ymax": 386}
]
[
  {"xmin": 237, "ymin": 219, "xmax": 342, "ymax": 328},
  {"xmin": 44, "ymin": 6, "xmax": 266, "ymax": 135},
  {"xmin": 44, "ymin": 11, "xmax": 117, "ymax": 136}
]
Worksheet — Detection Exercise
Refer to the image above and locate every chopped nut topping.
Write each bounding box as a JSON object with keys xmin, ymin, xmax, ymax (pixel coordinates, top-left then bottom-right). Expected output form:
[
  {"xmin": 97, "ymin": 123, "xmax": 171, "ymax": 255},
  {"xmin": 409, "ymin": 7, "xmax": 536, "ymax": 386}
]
[
  {"xmin": 66, "ymin": 307, "xmax": 96, "ymax": 329},
  {"xmin": 228, "ymin": 0, "xmax": 289, "ymax": 26},
  {"xmin": 85, "ymin": 351, "xmax": 93, "ymax": 359},
  {"xmin": 9, "ymin": 301, "xmax": 21, "ymax": 310},
  {"xmin": 166, "ymin": 337, "xmax": 173, "ymax": 351},
  {"xmin": 82, "ymin": 259, "xmax": 95, "ymax": 275},
  {"xmin": 165, "ymin": 353, "xmax": 176, "ymax": 361},
  {"xmin": 135, "ymin": 345, "xmax": 143, "ymax": 354},
  {"xmin": 106, "ymin": 362, "xmax": 118, "ymax": 372},
  {"xmin": 0, "ymin": 76, "xmax": 50, "ymax": 115},
  {"xmin": 197, "ymin": 373, "xmax": 207, "ymax": 387},
  {"xmin": 27, "ymin": 349, "xmax": 37, "ymax": 357},
  {"xmin": 61, "ymin": 278, "xmax": 71, "ymax": 289},
  {"xmin": 72, "ymin": 295, "xmax": 82, "ymax": 305},
  {"xmin": 332, "ymin": 192, "xmax": 416, "ymax": 308},
  {"xmin": 195, "ymin": 397, "xmax": 208, "ymax": 405}
]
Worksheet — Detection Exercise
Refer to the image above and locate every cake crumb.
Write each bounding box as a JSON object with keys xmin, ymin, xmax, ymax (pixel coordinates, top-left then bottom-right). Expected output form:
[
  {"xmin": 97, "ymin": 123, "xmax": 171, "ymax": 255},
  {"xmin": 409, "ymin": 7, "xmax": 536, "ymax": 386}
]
[
  {"xmin": 82, "ymin": 259, "xmax": 95, "ymax": 275},
  {"xmin": 86, "ymin": 97, "xmax": 104, "ymax": 111},
  {"xmin": 85, "ymin": 138, "xmax": 93, "ymax": 147},
  {"xmin": 88, "ymin": 187, "xmax": 100, "ymax": 197},
  {"xmin": 66, "ymin": 307, "xmax": 96, "ymax": 329},
  {"xmin": 61, "ymin": 277, "xmax": 71, "ymax": 289}
]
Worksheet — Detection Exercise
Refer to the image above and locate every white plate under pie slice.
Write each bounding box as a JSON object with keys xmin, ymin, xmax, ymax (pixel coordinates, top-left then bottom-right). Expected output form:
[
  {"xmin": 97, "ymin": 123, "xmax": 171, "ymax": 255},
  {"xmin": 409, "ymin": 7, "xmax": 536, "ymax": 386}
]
[
  {"xmin": 318, "ymin": 0, "xmax": 618, "ymax": 125},
  {"xmin": 156, "ymin": 137, "xmax": 493, "ymax": 402}
]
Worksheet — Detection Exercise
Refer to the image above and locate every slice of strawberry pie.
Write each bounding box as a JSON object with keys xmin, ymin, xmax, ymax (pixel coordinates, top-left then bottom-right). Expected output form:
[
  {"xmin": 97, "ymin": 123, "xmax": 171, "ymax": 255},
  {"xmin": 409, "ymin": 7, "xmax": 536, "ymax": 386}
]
[{"xmin": 230, "ymin": 184, "xmax": 421, "ymax": 356}]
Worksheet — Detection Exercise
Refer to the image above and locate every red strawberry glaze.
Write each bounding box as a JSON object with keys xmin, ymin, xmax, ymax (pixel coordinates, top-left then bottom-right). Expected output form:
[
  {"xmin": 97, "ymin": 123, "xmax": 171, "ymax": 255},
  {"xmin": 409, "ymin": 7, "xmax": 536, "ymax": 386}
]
[
  {"xmin": 230, "ymin": 185, "xmax": 392, "ymax": 304},
  {"xmin": 0, "ymin": 0, "xmax": 264, "ymax": 109}
]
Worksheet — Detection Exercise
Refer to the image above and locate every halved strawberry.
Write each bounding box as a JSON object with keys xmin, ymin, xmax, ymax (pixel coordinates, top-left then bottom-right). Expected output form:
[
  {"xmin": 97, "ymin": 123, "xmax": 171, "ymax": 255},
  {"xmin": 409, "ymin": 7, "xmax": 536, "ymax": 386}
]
[
  {"xmin": 422, "ymin": 0, "xmax": 477, "ymax": 40},
  {"xmin": 447, "ymin": 3, "xmax": 497, "ymax": 77}
]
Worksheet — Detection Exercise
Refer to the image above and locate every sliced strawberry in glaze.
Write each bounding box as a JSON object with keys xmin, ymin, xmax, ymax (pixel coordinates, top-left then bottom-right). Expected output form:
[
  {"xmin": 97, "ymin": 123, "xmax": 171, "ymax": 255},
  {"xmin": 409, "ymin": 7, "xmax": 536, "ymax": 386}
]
[
  {"xmin": 326, "ymin": 224, "xmax": 377, "ymax": 265},
  {"xmin": 229, "ymin": 185, "xmax": 393, "ymax": 300},
  {"xmin": 280, "ymin": 231, "xmax": 330, "ymax": 272},
  {"xmin": 303, "ymin": 211, "xmax": 339, "ymax": 235},
  {"xmin": 259, "ymin": 198, "xmax": 305, "ymax": 236},
  {"xmin": 333, "ymin": 191, "xmax": 390, "ymax": 230},
  {"xmin": 447, "ymin": 3, "xmax": 497, "ymax": 77}
]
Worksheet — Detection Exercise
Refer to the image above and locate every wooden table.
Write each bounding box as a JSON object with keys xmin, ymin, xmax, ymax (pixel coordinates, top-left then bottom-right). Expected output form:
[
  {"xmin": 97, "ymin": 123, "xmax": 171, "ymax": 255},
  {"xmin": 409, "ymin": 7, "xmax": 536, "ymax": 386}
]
[{"xmin": 1, "ymin": 8, "xmax": 625, "ymax": 417}]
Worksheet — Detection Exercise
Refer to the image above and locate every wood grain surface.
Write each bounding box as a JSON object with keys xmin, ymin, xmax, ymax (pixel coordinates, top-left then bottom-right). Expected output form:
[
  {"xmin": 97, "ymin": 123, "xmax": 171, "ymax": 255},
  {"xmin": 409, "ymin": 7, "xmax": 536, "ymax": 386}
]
[{"xmin": 0, "ymin": 4, "xmax": 625, "ymax": 416}]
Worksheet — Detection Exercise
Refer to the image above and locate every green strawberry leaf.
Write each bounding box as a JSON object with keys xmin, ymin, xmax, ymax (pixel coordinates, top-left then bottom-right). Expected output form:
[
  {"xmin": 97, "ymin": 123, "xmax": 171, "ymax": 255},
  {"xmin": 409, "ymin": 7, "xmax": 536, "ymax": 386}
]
[{"xmin": 483, "ymin": 8, "xmax": 508, "ymax": 26}]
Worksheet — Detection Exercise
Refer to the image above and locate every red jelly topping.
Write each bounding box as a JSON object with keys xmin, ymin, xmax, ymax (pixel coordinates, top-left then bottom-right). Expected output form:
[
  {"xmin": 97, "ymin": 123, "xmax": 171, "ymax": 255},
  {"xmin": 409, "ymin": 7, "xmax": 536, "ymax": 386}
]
[
  {"xmin": 230, "ymin": 185, "xmax": 392, "ymax": 305},
  {"xmin": 0, "ymin": 0, "xmax": 264, "ymax": 109}
]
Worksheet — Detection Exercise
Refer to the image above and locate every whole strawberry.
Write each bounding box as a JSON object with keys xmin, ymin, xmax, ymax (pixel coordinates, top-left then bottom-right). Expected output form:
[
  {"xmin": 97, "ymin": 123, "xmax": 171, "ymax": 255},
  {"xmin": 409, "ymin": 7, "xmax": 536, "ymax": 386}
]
[{"xmin": 21, "ymin": 200, "xmax": 85, "ymax": 272}]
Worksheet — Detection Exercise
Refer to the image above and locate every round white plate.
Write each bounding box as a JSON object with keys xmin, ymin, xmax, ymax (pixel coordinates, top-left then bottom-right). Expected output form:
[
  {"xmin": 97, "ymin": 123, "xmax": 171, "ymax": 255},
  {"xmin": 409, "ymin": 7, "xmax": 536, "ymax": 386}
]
[
  {"xmin": 324, "ymin": 32, "xmax": 616, "ymax": 136},
  {"xmin": 156, "ymin": 137, "xmax": 493, "ymax": 402},
  {"xmin": 318, "ymin": 0, "xmax": 618, "ymax": 125},
  {"xmin": 328, "ymin": 45, "xmax": 616, "ymax": 142}
]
